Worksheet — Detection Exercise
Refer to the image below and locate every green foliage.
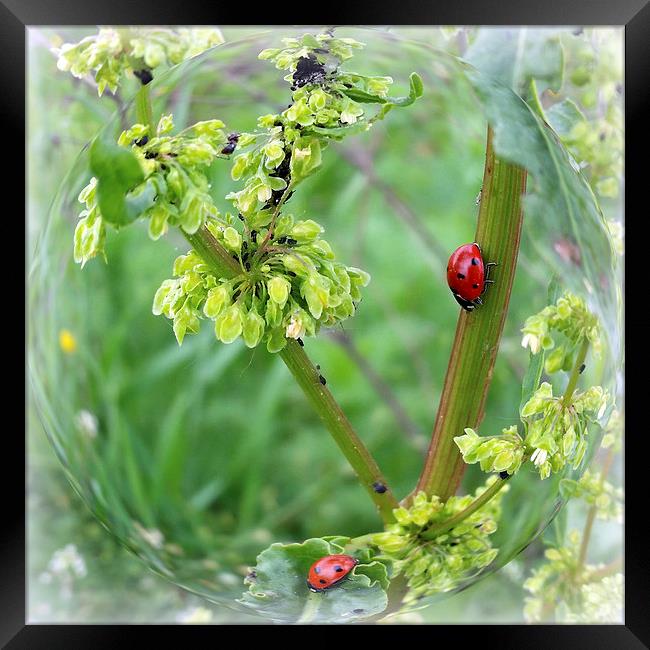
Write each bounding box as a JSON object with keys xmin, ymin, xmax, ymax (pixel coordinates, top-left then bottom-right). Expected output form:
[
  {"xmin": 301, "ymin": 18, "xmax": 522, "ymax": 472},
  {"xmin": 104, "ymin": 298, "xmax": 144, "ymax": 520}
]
[
  {"xmin": 559, "ymin": 470, "xmax": 622, "ymax": 522},
  {"xmin": 33, "ymin": 26, "xmax": 622, "ymax": 622},
  {"xmin": 55, "ymin": 27, "xmax": 225, "ymax": 95},
  {"xmin": 521, "ymin": 291, "xmax": 602, "ymax": 365},
  {"xmin": 465, "ymin": 28, "xmax": 564, "ymax": 98},
  {"xmin": 455, "ymin": 426, "xmax": 525, "ymax": 476},
  {"xmin": 239, "ymin": 536, "xmax": 389, "ymax": 622},
  {"xmin": 456, "ymin": 291, "xmax": 608, "ymax": 480},
  {"xmin": 523, "ymin": 529, "xmax": 622, "ymax": 622},
  {"xmin": 370, "ymin": 480, "xmax": 506, "ymax": 603}
]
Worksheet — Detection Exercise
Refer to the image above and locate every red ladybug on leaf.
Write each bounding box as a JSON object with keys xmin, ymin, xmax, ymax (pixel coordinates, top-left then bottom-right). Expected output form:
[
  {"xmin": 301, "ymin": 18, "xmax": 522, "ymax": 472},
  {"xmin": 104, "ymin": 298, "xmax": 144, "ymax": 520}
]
[
  {"xmin": 446, "ymin": 242, "xmax": 496, "ymax": 312},
  {"xmin": 307, "ymin": 554, "xmax": 359, "ymax": 592}
]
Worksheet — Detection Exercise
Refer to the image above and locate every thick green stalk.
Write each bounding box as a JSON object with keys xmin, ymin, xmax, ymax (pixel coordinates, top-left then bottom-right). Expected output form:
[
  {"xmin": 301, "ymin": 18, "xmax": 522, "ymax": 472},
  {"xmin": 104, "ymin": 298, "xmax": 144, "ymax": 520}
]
[
  {"xmin": 179, "ymin": 225, "xmax": 399, "ymax": 524},
  {"xmin": 410, "ymin": 126, "xmax": 527, "ymax": 502}
]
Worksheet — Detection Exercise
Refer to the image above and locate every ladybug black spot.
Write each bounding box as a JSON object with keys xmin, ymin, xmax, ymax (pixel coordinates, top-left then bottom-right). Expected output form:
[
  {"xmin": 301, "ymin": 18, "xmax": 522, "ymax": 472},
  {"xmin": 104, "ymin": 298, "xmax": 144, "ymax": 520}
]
[
  {"xmin": 319, "ymin": 579, "xmax": 327, "ymax": 584},
  {"xmin": 471, "ymin": 258, "xmax": 478, "ymax": 265},
  {"xmin": 457, "ymin": 273, "xmax": 465, "ymax": 280},
  {"xmin": 335, "ymin": 566, "xmax": 343, "ymax": 573},
  {"xmin": 472, "ymin": 283, "xmax": 479, "ymax": 289}
]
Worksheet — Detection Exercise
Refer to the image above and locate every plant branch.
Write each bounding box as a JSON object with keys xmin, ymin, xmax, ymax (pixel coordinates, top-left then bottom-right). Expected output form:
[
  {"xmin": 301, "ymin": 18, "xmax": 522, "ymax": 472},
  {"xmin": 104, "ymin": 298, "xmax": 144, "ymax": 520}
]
[
  {"xmin": 280, "ymin": 339, "xmax": 399, "ymax": 524},
  {"xmin": 420, "ymin": 475, "xmax": 509, "ymax": 540},
  {"xmin": 577, "ymin": 444, "xmax": 616, "ymax": 570},
  {"xmin": 135, "ymin": 83, "xmax": 155, "ymax": 135},
  {"xmin": 408, "ymin": 125, "xmax": 527, "ymax": 503},
  {"xmin": 179, "ymin": 225, "xmax": 399, "ymax": 524}
]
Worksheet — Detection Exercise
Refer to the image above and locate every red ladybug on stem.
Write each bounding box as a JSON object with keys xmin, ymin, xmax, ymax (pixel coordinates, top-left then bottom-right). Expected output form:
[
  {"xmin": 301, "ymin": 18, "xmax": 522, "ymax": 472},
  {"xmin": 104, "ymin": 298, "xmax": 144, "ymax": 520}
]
[
  {"xmin": 446, "ymin": 242, "xmax": 496, "ymax": 312},
  {"xmin": 307, "ymin": 554, "xmax": 358, "ymax": 592}
]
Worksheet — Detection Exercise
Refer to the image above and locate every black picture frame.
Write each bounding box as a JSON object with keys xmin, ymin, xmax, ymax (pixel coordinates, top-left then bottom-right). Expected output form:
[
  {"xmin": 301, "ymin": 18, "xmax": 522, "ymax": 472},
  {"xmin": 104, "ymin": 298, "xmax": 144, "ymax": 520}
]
[{"xmin": 8, "ymin": 0, "xmax": 647, "ymax": 645}]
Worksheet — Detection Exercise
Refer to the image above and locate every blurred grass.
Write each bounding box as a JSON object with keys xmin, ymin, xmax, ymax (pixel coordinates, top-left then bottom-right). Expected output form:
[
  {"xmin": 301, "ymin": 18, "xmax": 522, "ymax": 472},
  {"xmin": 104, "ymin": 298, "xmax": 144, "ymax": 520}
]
[{"xmin": 27, "ymin": 26, "xmax": 622, "ymax": 623}]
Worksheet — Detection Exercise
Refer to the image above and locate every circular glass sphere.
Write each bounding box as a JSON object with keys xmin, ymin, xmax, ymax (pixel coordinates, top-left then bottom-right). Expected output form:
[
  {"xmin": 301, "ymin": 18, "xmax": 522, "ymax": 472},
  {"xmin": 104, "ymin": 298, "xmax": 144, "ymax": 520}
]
[{"xmin": 29, "ymin": 27, "xmax": 621, "ymax": 621}]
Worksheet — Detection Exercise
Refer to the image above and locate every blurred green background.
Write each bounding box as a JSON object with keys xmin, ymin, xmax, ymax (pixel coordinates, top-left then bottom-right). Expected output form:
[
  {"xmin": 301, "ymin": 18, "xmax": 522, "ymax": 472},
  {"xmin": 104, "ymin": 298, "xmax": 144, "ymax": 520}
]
[{"xmin": 27, "ymin": 26, "xmax": 623, "ymax": 623}]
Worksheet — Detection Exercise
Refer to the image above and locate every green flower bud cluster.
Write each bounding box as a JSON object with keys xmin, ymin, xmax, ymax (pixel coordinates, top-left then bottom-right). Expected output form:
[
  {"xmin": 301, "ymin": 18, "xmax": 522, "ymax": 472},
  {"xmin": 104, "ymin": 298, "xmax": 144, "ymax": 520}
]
[
  {"xmin": 370, "ymin": 479, "xmax": 506, "ymax": 602},
  {"xmin": 560, "ymin": 470, "xmax": 623, "ymax": 523},
  {"xmin": 73, "ymin": 115, "xmax": 230, "ymax": 258},
  {"xmin": 520, "ymin": 382, "xmax": 608, "ymax": 479},
  {"xmin": 228, "ymin": 33, "xmax": 410, "ymax": 223},
  {"xmin": 54, "ymin": 27, "xmax": 224, "ymax": 95},
  {"xmin": 521, "ymin": 291, "xmax": 602, "ymax": 370},
  {"xmin": 456, "ymin": 382, "xmax": 608, "ymax": 480},
  {"xmin": 524, "ymin": 529, "xmax": 622, "ymax": 622},
  {"xmin": 73, "ymin": 177, "xmax": 106, "ymax": 267},
  {"xmin": 564, "ymin": 574, "xmax": 623, "ymax": 623},
  {"xmin": 601, "ymin": 408, "xmax": 622, "ymax": 452},
  {"xmin": 454, "ymin": 426, "xmax": 526, "ymax": 476},
  {"xmin": 259, "ymin": 33, "xmax": 364, "ymax": 74},
  {"xmin": 152, "ymin": 215, "xmax": 370, "ymax": 350}
]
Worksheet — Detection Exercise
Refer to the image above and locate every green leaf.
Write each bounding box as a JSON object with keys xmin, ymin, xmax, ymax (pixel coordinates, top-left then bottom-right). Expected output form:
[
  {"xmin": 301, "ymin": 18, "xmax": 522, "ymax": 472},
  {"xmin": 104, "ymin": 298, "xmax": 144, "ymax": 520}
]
[
  {"xmin": 546, "ymin": 98, "xmax": 586, "ymax": 138},
  {"xmin": 385, "ymin": 72, "xmax": 424, "ymax": 107},
  {"xmin": 341, "ymin": 87, "xmax": 387, "ymax": 104},
  {"xmin": 464, "ymin": 28, "xmax": 564, "ymax": 98},
  {"xmin": 89, "ymin": 135, "xmax": 148, "ymax": 227},
  {"xmin": 238, "ymin": 537, "xmax": 389, "ymax": 623},
  {"xmin": 465, "ymin": 66, "xmax": 616, "ymax": 327}
]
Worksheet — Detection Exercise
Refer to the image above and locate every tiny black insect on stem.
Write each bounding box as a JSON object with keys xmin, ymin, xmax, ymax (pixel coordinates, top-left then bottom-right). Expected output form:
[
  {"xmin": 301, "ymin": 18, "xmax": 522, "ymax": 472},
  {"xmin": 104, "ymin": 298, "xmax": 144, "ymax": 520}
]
[
  {"xmin": 133, "ymin": 69, "xmax": 153, "ymax": 85},
  {"xmin": 579, "ymin": 363, "xmax": 586, "ymax": 374},
  {"xmin": 297, "ymin": 338, "xmax": 304, "ymax": 346},
  {"xmin": 499, "ymin": 471, "xmax": 510, "ymax": 480},
  {"xmin": 372, "ymin": 481, "xmax": 388, "ymax": 494},
  {"xmin": 319, "ymin": 374, "xmax": 327, "ymax": 385}
]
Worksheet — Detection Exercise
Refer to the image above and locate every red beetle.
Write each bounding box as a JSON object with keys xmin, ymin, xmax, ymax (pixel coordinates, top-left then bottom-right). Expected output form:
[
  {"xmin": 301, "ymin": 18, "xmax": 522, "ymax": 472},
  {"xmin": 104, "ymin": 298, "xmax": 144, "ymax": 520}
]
[
  {"xmin": 446, "ymin": 242, "xmax": 496, "ymax": 312},
  {"xmin": 307, "ymin": 554, "xmax": 358, "ymax": 592}
]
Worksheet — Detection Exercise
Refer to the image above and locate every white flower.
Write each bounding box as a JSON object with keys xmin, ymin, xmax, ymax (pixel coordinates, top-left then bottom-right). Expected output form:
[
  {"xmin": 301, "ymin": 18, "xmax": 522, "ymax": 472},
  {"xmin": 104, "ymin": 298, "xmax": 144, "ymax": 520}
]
[
  {"xmin": 530, "ymin": 448, "xmax": 548, "ymax": 466},
  {"xmin": 521, "ymin": 333, "xmax": 541, "ymax": 354},
  {"xmin": 285, "ymin": 314, "xmax": 305, "ymax": 339}
]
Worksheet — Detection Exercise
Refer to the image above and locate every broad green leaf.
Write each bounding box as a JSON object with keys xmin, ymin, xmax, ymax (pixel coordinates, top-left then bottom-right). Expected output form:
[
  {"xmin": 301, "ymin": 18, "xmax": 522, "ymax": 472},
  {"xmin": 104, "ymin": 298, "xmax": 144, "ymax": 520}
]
[
  {"xmin": 464, "ymin": 65, "xmax": 616, "ymax": 330},
  {"xmin": 545, "ymin": 98, "xmax": 586, "ymax": 138},
  {"xmin": 465, "ymin": 28, "xmax": 564, "ymax": 98},
  {"xmin": 238, "ymin": 537, "xmax": 389, "ymax": 623},
  {"xmin": 89, "ymin": 136, "xmax": 149, "ymax": 227}
]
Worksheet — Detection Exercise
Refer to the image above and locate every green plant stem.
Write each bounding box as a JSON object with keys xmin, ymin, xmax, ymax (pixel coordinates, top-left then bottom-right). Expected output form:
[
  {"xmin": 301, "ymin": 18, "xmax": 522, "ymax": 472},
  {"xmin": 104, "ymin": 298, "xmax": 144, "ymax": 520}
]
[
  {"xmin": 420, "ymin": 475, "xmax": 509, "ymax": 540},
  {"xmin": 135, "ymin": 83, "xmax": 155, "ymax": 135},
  {"xmin": 409, "ymin": 125, "xmax": 527, "ymax": 503},
  {"xmin": 562, "ymin": 338, "xmax": 590, "ymax": 408},
  {"xmin": 280, "ymin": 339, "xmax": 399, "ymax": 524},
  {"xmin": 577, "ymin": 444, "xmax": 616, "ymax": 570},
  {"xmin": 178, "ymin": 225, "xmax": 399, "ymax": 524}
]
